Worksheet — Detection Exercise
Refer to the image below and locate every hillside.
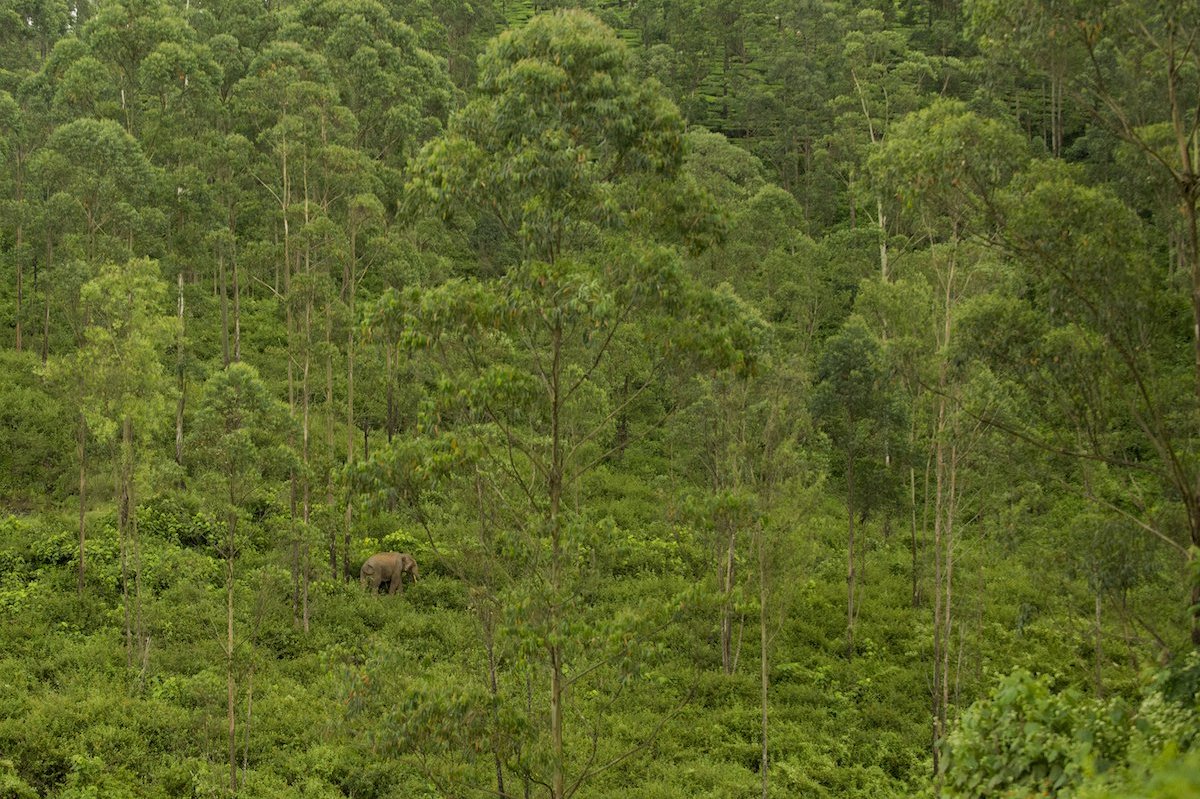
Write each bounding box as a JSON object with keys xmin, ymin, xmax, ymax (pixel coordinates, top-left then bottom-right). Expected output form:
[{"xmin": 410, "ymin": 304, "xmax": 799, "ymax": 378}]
[{"xmin": 1, "ymin": 1, "xmax": 1199, "ymax": 797}]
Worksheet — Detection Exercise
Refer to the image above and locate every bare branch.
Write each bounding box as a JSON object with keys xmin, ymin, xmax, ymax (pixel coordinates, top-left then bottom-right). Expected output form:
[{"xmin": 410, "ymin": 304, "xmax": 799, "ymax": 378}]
[
  {"xmin": 564, "ymin": 361, "xmax": 664, "ymax": 467},
  {"xmin": 565, "ymin": 396, "xmax": 683, "ymax": 490},
  {"xmin": 915, "ymin": 376, "xmax": 1156, "ymax": 475},
  {"xmin": 483, "ymin": 401, "xmax": 550, "ymax": 483},
  {"xmin": 1069, "ymin": 478, "xmax": 1189, "ymax": 558},
  {"xmin": 564, "ymin": 687, "xmax": 694, "ymax": 799},
  {"xmin": 564, "ymin": 295, "xmax": 638, "ymax": 403}
]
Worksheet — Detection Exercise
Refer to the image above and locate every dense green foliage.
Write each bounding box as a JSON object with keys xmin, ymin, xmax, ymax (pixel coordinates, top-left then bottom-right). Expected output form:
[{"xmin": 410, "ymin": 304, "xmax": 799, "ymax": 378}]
[{"xmin": 1, "ymin": 0, "xmax": 1199, "ymax": 797}]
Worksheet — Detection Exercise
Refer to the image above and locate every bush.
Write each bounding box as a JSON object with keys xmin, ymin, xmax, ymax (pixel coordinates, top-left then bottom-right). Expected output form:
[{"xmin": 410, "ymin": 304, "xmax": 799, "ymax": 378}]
[
  {"xmin": 944, "ymin": 653, "xmax": 1200, "ymax": 799},
  {"xmin": 1075, "ymin": 748, "xmax": 1200, "ymax": 799},
  {"xmin": 941, "ymin": 670, "xmax": 1114, "ymax": 798}
]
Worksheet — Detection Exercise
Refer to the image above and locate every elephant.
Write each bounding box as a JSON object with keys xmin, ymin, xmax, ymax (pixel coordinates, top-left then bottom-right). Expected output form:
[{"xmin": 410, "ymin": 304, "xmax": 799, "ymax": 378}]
[{"xmin": 360, "ymin": 552, "xmax": 419, "ymax": 595}]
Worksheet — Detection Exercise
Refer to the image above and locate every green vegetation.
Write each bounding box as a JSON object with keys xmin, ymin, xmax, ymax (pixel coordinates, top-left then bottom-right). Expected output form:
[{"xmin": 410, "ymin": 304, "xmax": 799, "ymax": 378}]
[{"xmin": 1, "ymin": 0, "xmax": 1198, "ymax": 797}]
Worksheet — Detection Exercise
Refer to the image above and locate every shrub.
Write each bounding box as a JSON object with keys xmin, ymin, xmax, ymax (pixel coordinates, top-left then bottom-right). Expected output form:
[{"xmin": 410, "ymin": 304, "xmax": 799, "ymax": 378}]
[{"xmin": 941, "ymin": 670, "xmax": 1108, "ymax": 798}]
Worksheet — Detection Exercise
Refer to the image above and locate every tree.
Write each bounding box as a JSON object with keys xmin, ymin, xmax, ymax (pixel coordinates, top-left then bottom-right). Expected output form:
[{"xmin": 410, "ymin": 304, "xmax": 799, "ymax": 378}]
[
  {"xmin": 812, "ymin": 317, "xmax": 905, "ymax": 659},
  {"xmin": 0, "ymin": 90, "xmax": 28, "ymax": 351},
  {"xmin": 364, "ymin": 12, "xmax": 761, "ymax": 799},
  {"xmin": 956, "ymin": 4, "xmax": 1200, "ymax": 648},
  {"xmin": 0, "ymin": 0, "xmax": 69, "ymax": 77},
  {"xmin": 79, "ymin": 0, "xmax": 197, "ymax": 136},
  {"xmin": 829, "ymin": 8, "xmax": 934, "ymax": 276},
  {"xmin": 45, "ymin": 258, "xmax": 174, "ymax": 634},
  {"xmin": 190, "ymin": 362, "xmax": 294, "ymax": 795},
  {"xmin": 965, "ymin": 0, "xmax": 1086, "ymax": 157},
  {"xmin": 288, "ymin": 0, "xmax": 451, "ymax": 177},
  {"xmin": 408, "ymin": 9, "xmax": 688, "ymax": 266},
  {"xmin": 995, "ymin": 162, "xmax": 1200, "ymax": 647},
  {"xmin": 868, "ymin": 100, "xmax": 1028, "ymax": 778}
]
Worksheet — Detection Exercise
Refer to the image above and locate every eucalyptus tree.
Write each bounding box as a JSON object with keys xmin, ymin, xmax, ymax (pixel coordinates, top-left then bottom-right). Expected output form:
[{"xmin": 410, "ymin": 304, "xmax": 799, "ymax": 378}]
[
  {"xmin": 234, "ymin": 40, "xmax": 346, "ymax": 581},
  {"xmin": 868, "ymin": 99, "xmax": 1026, "ymax": 774},
  {"xmin": 272, "ymin": 0, "xmax": 454, "ymax": 579},
  {"xmin": 70, "ymin": 0, "xmax": 199, "ymax": 136},
  {"xmin": 33, "ymin": 117, "xmax": 153, "ymax": 267},
  {"xmin": 993, "ymin": 163, "xmax": 1200, "ymax": 649},
  {"xmin": 390, "ymin": 0, "xmax": 501, "ymax": 87},
  {"xmin": 364, "ymin": 12, "xmax": 760, "ymax": 799},
  {"xmin": 871, "ymin": 94, "xmax": 1200, "ymax": 653},
  {"xmin": 0, "ymin": 49, "xmax": 65, "ymax": 357},
  {"xmin": 44, "ymin": 257, "xmax": 174, "ymax": 627},
  {"xmin": 129, "ymin": 16, "xmax": 224, "ymax": 284},
  {"xmin": 1069, "ymin": 2, "xmax": 1200, "ymax": 644},
  {"xmin": 830, "ymin": 8, "xmax": 935, "ymax": 278},
  {"xmin": 25, "ymin": 115, "xmax": 153, "ymax": 370},
  {"xmin": 669, "ymin": 355, "xmax": 809, "ymax": 799},
  {"xmin": 961, "ymin": 8, "xmax": 1200, "ymax": 643},
  {"xmin": 679, "ymin": 157, "xmax": 833, "ymax": 681},
  {"xmin": 190, "ymin": 362, "xmax": 294, "ymax": 795},
  {"xmin": 964, "ymin": 0, "xmax": 1087, "ymax": 157},
  {"xmin": 286, "ymin": 0, "xmax": 451, "ymax": 181},
  {"xmin": 0, "ymin": 0, "xmax": 70, "ymax": 79},
  {"xmin": 745, "ymin": 0, "xmax": 845, "ymax": 219},
  {"xmin": 80, "ymin": 259, "xmax": 175, "ymax": 657},
  {"xmin": 720, "ymin": 184, "xmax": 852, "ymax": 355},
  {"xmin": 812, "ymin": 317, "xmax": 905, "ymax": 659},
  {"xmin": 0, "ymin": 90, "xmax": 24, "ymax": 350}
]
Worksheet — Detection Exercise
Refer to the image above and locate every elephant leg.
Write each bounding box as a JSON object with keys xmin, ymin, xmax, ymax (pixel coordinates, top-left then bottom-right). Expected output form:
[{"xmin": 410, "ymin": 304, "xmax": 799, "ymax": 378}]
[{"xmin": 388, "ymin": 575, "xmax": 400, "ymax": 595}]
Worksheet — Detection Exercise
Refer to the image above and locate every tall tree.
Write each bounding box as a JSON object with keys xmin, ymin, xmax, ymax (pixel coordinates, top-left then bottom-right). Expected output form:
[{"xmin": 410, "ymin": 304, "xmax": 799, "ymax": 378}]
[
  {"xmin": 0, "ymin": 90, "xmax": 26, "ymax": 350},
  {"xmin": 870, "ymin": 99, "xmax": 1025, "ymax": 776},
  {"xmin": 366, "ymin": 12, "xmax": 761, "ymax": 798},
  {"xmin": 960, "ymin": 5, "xmax": 1200, "ymax": 647},
  {"xmin": 812, "ymin": 317, "xmax": 904, "ymax": 658},
  {"xmin": 47, "ymin": 258, "xmax": 174, "ymax": 626},
  {"xmin": 190, "ymin": 362, "xmax": 294, "ymax": 795}
]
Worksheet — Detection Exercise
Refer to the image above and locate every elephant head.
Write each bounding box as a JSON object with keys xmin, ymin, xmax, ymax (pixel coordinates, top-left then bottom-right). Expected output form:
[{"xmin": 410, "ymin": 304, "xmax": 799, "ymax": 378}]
[{"xmin": 360, "ymin": 552, "xmax": 419, "ymax": 595}]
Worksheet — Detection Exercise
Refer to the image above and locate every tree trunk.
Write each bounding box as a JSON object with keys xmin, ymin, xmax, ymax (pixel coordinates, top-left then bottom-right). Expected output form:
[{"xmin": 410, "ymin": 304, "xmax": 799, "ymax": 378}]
[
  {"xmin": 176, "ymin": 273, "xmax": 185, "ymax": 469},
  {"xmin": 386, "ymin": 345, "xmax": 396, "ymax": 444},
  {"xmin": 721, "ymin": 520, "xmax": 736, "ymax": 674},
  {"xmin": 231, "ymin": 235, "xmax": 241, "ymax": 363},
  {"xmin": 475, "ymin": 474, "xmax": 508, "ymax": 799},
  {"xmin": 241, "ymin": 657, "xmax": 255, "ymax": 783},
  {"xmin": 931, "ymin": 434, "xmax": 944, "ymax": 785},
  {"xmin": 549, "ymin": 320, "xmax": 565, "ymax": 799},
  {"xmin": 219, "ymin": 251, "xmax": 230, "ymax": 366},
  {"xmin": 76, "ymin": 413, "xmax": 87, "ymax": 597},
  {"xmin": 910, "ymin": 466, "xmax": 920, "ymax": 607},
  {"xmin": 758, "ymin": 524, "xmax": 770, "ymax": 799},
  {"xmin": 487, "ymin": 624, "xmax": 507, "ymax": 799},
  {"xmin": 287, "ymin": 309, "xmax": 300, "ymax": 629},
  {"xmin": 14, "ymin": 199, "xmax": 23, "ymax": 351},
  {"xmin": 41, "ymin": 264, "xmax": 51, "ymax": 364},
  {"xmin": 846, "ymin": 451, "xmax": 857, "ymax": 659},
  {"xmin": 302, "ymin": 545, "xmax": 310, "ymax": 634},
  {"xmin": 130, "ymin": 418, "xmax": 145, "ymax": 671},
  {"xmin": 1185, "ymin": 185, "xmax": 1200, "ymax": 646},
  {"xmin": 325, "ymin": 297, "xmax": 337, "ymax": 577},
  {"xmin": 941, "ymin": 443, "xmax": 956, "ymax": 747},
  {"xmin": 226, "ymin": 506, "xmax": 237, "ymax": 796},
  {"xmin": 344, "ymin": 270, "xmax": 356, "ymax": 582},
  {"xmin": 932, "ymin": 246, "xmax": 959, "ymax": 789},
  {"xmin": 877, "ymin": 196, "xmax": 889, "ymax": 281},
  {"xmin": 1094, "ymin": 592, "xmax": 1104, "ymax": 697},
  {"xmin": 120, "ymin": 416, "xmax": 134, "ymax": 666},
  {"xmin": 134, "ymin": 510, "xmax": 145, "ymax": 672},
  {"xmin": 303, "ymin": 298, "xmax": 315, "ymax": 582}
]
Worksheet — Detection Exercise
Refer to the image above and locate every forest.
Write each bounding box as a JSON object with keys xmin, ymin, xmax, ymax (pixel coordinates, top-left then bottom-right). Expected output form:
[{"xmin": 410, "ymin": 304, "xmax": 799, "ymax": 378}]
[{"xmin": 1, "ymin": 0, "xmax": 1199, "ymax": 796}]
